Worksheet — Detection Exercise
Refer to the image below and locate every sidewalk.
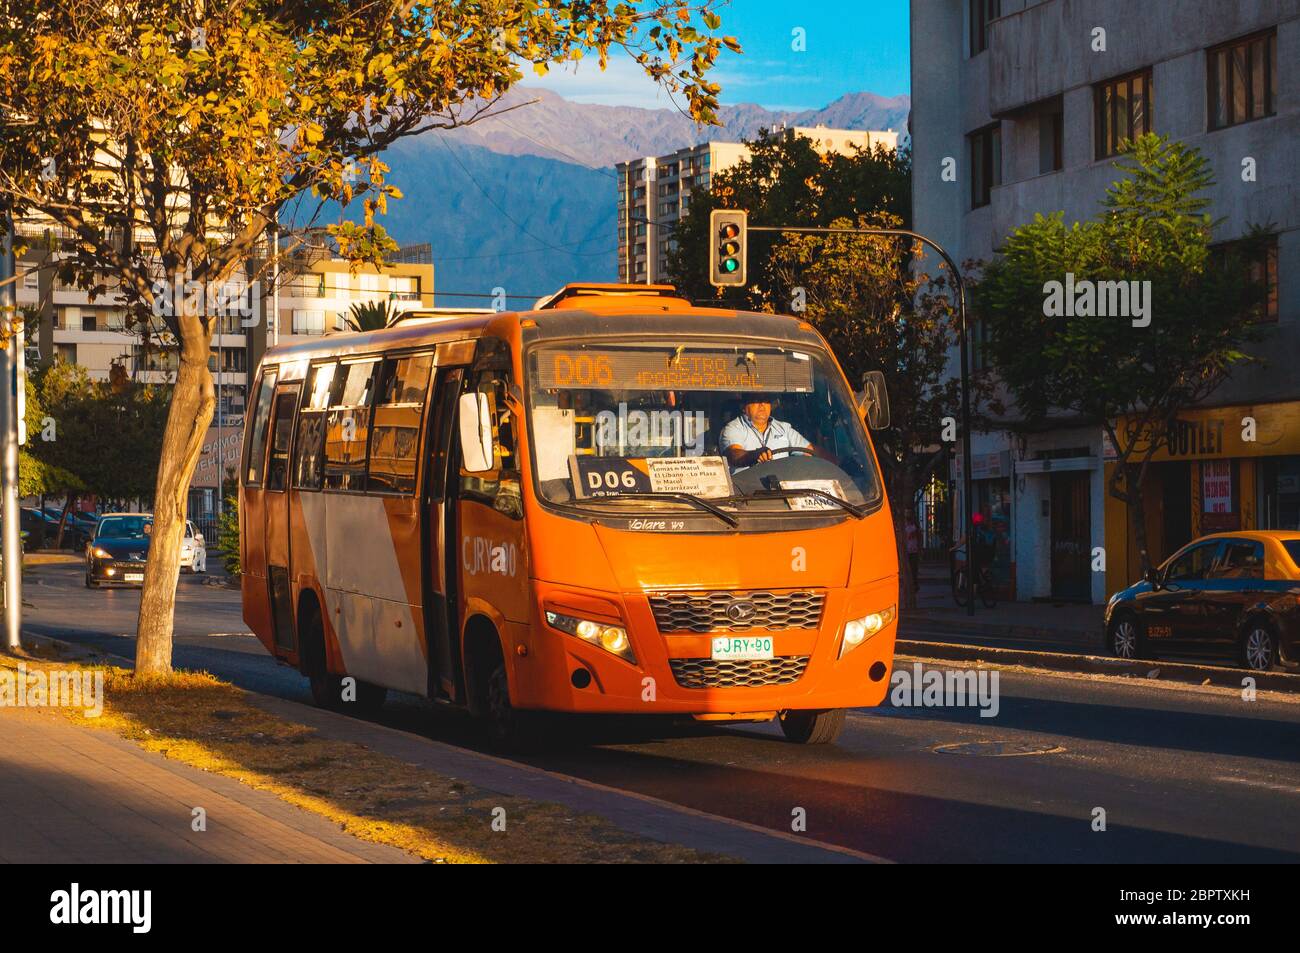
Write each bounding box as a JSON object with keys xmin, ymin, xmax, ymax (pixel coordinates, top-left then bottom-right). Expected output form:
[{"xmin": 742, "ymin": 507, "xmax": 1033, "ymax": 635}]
[
  {"xmin": 5, "ymin": 639, "xmax": 880, "ymax": 864},
  {"xmin": 0, "ymin": 706, "xmax": 417, "ymax": 864},
  {"xmin": 901, "ymin": 560, "xmax": 1105, "ymax": 647}
]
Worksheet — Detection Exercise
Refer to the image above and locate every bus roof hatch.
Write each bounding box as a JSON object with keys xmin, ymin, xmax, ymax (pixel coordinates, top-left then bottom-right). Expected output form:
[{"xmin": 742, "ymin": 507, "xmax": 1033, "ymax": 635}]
[{"xmin": 532, "ymin": 283, "xmax": 689, "ymax": 312}]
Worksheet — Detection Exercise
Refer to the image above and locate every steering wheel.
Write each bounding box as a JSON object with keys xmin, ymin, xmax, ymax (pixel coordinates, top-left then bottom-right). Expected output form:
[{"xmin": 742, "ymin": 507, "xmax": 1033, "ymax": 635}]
[{"xmin": 779, "ymin": 446, "xmax": 817, "ymax": 456}]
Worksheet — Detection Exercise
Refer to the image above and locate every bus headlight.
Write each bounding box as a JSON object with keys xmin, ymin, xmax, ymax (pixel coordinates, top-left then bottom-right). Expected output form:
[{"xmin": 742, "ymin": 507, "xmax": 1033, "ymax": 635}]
[
  {"xmin": 840, "ymin": 605, "xmax": 896, "ymax": 658},
  {"xmin": 545, "ymin": 611, "xmax": 636, "ymax": 664}
]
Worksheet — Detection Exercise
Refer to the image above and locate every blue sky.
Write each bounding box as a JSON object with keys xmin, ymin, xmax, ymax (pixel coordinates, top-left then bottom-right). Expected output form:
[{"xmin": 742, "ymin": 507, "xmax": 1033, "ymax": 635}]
[{"xmin": 521, "ymin": 0, "xmax": 910, "ymax": 112}]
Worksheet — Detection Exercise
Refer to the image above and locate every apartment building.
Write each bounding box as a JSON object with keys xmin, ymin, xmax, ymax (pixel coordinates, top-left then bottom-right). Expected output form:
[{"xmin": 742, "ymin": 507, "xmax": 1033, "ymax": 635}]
[
  {"xmin": 14, "ymin": 223, "xmax": 433, "ymax": 517},
  {"xmin": 616, "ymin": 125, "xmax": 900, "ymax": 284},
  {"xmin": 911, "ymin": 0, "xmax": 1299, "ymax": 603}
]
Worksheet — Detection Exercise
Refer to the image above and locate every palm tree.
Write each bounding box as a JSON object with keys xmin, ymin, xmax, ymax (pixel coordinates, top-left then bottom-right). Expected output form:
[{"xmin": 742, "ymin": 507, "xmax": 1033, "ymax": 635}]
[{"xmin": 345, "ymin": 299, "xmax": 396, "ymax": 332}]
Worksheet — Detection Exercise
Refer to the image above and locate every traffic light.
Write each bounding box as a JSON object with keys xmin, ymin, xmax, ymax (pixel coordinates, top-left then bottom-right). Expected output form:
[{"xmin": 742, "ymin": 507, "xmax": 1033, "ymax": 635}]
[{"xmin": 709, "ymin": 209, "xmax": 748, "ymax": 287}]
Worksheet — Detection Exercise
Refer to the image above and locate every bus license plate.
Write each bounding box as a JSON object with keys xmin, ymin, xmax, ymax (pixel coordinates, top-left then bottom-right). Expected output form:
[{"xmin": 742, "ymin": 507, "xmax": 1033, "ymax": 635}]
[
  {"xmin": 124, "ymin": 573, "xmax": 144, "ymax": 583},
  {"xmin": 711, "ymin": 636, "xmax": 774, "ymax": 661}
]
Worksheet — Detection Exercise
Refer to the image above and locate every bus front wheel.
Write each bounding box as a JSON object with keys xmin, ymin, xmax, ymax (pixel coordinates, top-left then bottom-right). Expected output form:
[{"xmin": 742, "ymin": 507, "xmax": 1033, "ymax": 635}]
[{"xmin": 778, "ymin": 708, "xmax": 846, "ymax": 745}]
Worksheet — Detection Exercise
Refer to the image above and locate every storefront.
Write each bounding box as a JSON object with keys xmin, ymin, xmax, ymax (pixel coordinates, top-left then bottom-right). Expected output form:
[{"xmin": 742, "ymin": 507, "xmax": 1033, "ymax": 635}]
[{"xmin": 1104, "ymin": 401, "xmax": 1300, "ymax": 595}]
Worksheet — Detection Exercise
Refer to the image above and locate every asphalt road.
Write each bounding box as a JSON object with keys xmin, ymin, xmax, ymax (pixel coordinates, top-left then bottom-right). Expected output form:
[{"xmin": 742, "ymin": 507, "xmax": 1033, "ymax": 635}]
[{"xmin": 22, "ymin": 561, "xmax": 1300, "ymax": 863}]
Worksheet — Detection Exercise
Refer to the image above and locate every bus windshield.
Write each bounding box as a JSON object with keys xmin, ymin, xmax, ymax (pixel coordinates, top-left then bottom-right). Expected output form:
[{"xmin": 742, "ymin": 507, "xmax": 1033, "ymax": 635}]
[{"xmin": 526, "ymin": 341, "xmax": 882, "ymax": 515}]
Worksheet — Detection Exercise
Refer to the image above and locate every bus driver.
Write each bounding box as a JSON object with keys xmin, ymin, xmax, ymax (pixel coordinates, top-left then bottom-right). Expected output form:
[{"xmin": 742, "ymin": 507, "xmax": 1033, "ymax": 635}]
[{"xmin": 721, "ymin": 395, "xmax": 817, "ymax": 472}]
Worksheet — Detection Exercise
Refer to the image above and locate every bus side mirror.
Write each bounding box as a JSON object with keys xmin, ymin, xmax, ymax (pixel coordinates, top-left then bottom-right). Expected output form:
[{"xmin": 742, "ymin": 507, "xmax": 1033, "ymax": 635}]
[
  {"xmin": 458, "ymin": 392, "xmax": 495, "ymax": 473},
  {"xmin": 858, "ymin": 371, "xmax": 890, "ymax": 430}
]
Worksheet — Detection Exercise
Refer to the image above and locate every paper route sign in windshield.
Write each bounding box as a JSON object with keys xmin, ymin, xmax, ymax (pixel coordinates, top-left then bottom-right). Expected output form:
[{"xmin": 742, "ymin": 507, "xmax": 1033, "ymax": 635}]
[{"xmin": 569, "ymin": 455, "xmax": 734, "ymax": 499}]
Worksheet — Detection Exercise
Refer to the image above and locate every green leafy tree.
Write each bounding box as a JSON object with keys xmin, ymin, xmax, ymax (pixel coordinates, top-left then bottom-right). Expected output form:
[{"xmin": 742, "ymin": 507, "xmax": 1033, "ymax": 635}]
[
  {"xmin": 668, "ymin": 131, "xmax": 911, "ymax": 307},
  {"xmin": 669, "ymin": 134, "xmax": 973, "ymax": 606},
  {"xmin": 975, "ymin": 134, "xmax": 1266, "ymax": 575},
  {"xmin": 0, "ymin": 0, "xmax": 735, "ymax": 675},
  {"xmin": 766, "ymin": 215, "xmax": 972, "ymax": 607},
  {"xmin": 346, "ymin": 298, "xmax": 396, "ymax": 332},
  {"xmin": 16, "ymin": 331, "xmax": 85, "ymax": 529},
  {"xmin": 216, "ymin": 494, "xmax": 240, "ymax": 575},
  {"xmin": 28, "ymin": 360, "xmax": 169, "ymax": 537}
]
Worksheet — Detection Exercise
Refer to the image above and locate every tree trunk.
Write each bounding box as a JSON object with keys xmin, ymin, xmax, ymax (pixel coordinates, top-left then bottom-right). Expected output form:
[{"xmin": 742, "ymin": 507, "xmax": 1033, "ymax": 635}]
[
  {"xmin": 135, "ymin": 325, "xmax": 214, "ymax": 677},
  {"xmin": 1126, "ymin": 461, "xmax": 1154, "ymax": 578},
  {"xmin": 55, "ymin": 494, "xmax": 75, "ymax": 550}
]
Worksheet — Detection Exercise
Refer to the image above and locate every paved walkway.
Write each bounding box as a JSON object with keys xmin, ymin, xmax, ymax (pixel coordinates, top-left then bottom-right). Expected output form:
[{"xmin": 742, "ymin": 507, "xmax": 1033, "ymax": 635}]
[
  {"xmin": 0, "ymin": 707, "xmax": 418, "ymax": 864},
  {"xmin": 902, "ymin": 560, "xmax": 1105, "ymax": 645}
]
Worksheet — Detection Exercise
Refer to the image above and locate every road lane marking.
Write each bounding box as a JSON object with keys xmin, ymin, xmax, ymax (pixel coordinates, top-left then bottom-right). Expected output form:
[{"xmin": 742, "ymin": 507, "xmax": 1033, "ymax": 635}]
[{"xmin": 1215, "ymin": 776, "xmax": 1300, "ymax": 796}]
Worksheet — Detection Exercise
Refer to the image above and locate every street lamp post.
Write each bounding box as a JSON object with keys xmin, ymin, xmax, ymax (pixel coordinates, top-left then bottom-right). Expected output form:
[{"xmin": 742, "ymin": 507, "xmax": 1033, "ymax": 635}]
[
  {"xmin": 1, "ymin": 211, "xmax": 21, "ymax": 648},
  {"xmin": 747, "ymin": 225, "xmax": 977, "ymax": 616}
]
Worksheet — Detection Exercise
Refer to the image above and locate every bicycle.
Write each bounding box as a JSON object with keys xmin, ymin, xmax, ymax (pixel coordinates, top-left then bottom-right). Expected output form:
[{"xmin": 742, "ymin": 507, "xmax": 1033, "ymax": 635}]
[{"xmin": 950, "ymin": 542, "xmax": 998, "ymax": 608}]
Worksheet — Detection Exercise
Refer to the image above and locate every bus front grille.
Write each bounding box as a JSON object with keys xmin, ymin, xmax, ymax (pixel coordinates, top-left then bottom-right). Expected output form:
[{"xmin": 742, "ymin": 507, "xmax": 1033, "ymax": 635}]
[
  {"xmin": 669, "ymin": 656, "xmax": 811, "ymax": 689},
  {"xmin": 648, "ymin": 590, "xmax": 825, "ymax": 633}
]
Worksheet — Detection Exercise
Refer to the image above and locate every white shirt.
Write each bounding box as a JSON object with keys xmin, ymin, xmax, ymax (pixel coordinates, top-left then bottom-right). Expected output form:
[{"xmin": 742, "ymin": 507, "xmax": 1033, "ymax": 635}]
[{"xmin": 720, "ymin": 414, "xmax": 811, "ymax": 471}]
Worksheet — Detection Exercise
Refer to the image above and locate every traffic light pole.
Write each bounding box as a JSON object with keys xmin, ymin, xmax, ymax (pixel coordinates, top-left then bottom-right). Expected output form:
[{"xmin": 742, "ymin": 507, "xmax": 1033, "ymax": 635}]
[{"xmin": 748, "ymin": 225, "xmax": 976, "ymax": 616}]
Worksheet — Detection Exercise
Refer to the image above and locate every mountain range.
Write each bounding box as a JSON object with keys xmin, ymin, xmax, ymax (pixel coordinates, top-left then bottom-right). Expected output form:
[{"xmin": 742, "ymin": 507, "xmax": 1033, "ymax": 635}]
[{"xmin": 358, "ymin": 88, "xmax": 911, "ymax": 298}]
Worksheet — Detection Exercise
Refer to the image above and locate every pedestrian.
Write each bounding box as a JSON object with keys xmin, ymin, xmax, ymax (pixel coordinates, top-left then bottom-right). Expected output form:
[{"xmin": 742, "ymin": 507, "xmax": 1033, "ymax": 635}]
[{"xmin": 904, "ymin": 508, "xmax": 921, "ymax": 594}]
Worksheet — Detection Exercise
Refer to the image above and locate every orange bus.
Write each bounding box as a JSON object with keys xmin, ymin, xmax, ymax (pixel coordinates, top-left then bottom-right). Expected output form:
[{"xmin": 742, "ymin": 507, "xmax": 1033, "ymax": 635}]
[{"xmin": 240, "ymin": 284, "xmax": 899, "ymax": 746}]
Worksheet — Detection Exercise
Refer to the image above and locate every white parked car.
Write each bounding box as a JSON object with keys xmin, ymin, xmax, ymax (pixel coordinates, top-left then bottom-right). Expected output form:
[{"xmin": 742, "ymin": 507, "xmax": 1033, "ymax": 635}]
[{"xmin": 181, "ymin": 520, "xmax": 208, "ymax": 574}]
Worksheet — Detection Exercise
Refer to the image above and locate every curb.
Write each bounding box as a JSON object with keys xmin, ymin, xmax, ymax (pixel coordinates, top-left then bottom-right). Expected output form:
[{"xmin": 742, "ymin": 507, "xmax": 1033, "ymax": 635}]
[
  {"xmin": 895, "ymin": 638, "xmax": 1300, "ymax": 694},
  {"xmin": 904, "ymin": 610, "xmax": 1100, "ymax": 643}
]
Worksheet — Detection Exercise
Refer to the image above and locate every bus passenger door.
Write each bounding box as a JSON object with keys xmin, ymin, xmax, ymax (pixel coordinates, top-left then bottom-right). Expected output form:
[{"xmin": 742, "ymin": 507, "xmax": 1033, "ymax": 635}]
[
  {"xmin": 424, "ymin": 366, "xmax": 466, "ymax": 701},
  {"xmin": 264, "ymin": 383, "xmax": 301, "ymax": 653}
]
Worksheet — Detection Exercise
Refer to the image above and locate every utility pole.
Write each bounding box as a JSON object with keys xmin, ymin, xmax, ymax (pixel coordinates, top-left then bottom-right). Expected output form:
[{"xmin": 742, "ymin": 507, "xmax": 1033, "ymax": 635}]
[
  {"xmin": 2, "ymin": 210, "xmax": 22, "ymax": 649},
  {"xmin": 741, "ymin": 223, "xmax": 977, "ymax": 616}
]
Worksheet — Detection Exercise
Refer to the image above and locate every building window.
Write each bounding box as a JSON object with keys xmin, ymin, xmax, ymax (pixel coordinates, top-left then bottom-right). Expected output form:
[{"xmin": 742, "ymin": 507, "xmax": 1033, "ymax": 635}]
[
  {"xmin": 1208, "ymin": 30, "xmax": 1276, "ymax": 131},
  {"xmin": 1095, "ymin": 68, "xmax": 1153, "ymax": 160},
  {"xmin": 969, "ymin": 0, "xmax": 1000, "ymax": 56},
  {"xmin": 1039, "ymin": 97, "xmax": 1064, "ymax": 174},
  {"xmin": 1249, "ymin": 236, "xmax": 1279, "ymax": 322},
  {"xmin": 969, "ymin": 123, "xmax": 1001, "ymax": 209},
  {"xmin": 292, "ymin": 309, "xmax": 325, "ymax": 335},
  {"xmin": 1212, "ymin": 234, "xmax": 1280, "ymax": 323}
]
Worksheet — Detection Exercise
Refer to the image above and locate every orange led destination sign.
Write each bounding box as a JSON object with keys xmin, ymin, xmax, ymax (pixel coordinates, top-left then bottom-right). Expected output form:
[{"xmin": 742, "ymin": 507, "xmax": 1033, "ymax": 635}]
[{"xmin": 537, "ymin": 349, "xmax": 814, "ymax": 392}]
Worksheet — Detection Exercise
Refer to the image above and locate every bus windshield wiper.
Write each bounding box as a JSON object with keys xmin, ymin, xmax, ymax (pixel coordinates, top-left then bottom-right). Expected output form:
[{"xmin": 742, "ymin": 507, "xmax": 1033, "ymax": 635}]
[
  {"xmin": 582, "ymin": 492, "xmax": 740, "ymax": 528},
  {"xmin": 741, "ymin": 488, "xmax": 867, "ymax": 519}
]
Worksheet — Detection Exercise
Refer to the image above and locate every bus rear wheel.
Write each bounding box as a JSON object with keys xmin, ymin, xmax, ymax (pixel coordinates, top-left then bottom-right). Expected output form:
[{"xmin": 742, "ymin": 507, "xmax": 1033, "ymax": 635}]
[
  {"xmin": 300, "ymin": 599, "xmax": 344, "ymax": 710},
  {"xmin": 778, "ymin": 708, "xmax": 846, "ymax": 745}
]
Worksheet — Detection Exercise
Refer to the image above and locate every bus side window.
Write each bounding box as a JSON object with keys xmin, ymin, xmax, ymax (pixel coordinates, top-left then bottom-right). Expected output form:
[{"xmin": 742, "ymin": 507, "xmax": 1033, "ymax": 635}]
[
  {"xmin": 369, "ymin": 353, "xmax": 433, "ymax": 495},
  {"xmin": 460, "ymin": 370, "xmax": 522, "ymax": 519},
  {"xmin": 243, "ymin": 369, "xmax": 278, "ymax": 486},
  {"xmin": 265, "ymin": 392, "xmax": 299, "ymax": 492},
  {"xmin": 323, "ymin": 359, "xmax": 378, "ymax": 492},
  {"xmin": 293, "ymin": 362, "xmax": 336, "ymax": 491},
  {"xmin": 427, "ymin": 368, "xmax": 464, "ymax": 501}
]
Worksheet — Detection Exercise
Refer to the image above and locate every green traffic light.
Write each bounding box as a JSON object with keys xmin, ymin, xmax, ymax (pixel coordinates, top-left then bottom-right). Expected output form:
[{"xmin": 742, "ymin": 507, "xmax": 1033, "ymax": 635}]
[{"xmin": 723, "ymin": 259, "xmax": 739, "ymax": 273}]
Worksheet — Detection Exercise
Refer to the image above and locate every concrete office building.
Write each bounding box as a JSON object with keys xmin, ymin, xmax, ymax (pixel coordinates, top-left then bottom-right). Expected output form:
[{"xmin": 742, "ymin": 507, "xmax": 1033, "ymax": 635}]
[{"xmin": 910, "ymin": 0, "xmax": 1299, "ymax": 603}]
